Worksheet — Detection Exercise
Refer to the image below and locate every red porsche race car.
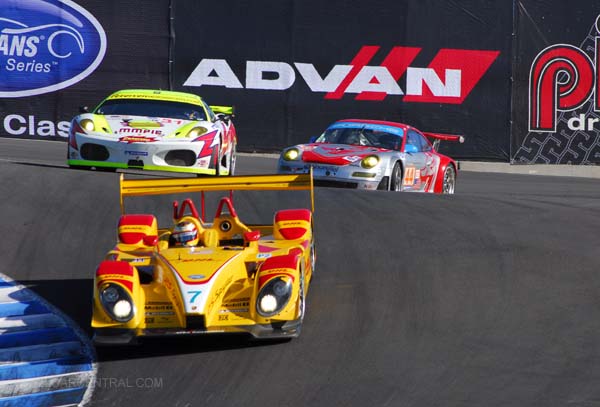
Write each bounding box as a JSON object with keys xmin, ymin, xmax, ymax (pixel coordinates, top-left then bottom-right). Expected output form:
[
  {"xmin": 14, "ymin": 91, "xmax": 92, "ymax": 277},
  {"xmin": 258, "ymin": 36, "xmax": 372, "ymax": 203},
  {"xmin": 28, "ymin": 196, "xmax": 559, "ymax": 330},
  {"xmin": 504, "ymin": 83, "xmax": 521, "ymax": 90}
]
[{"xmin": 278, "ymin": 119, "xmax": 463, "ymax": 194}]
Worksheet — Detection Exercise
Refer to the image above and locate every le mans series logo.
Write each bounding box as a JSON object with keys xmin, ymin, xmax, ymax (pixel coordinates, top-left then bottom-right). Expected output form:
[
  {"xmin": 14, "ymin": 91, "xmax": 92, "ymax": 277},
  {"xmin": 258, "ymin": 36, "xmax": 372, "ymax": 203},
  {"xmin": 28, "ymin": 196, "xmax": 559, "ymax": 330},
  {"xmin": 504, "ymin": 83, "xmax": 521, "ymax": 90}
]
[
  {"xmin": 184, "ymin": 46, "xmax": 500, "ymax": 104},
  {"xmin": 529, "ymin": 15, "xmax": 600, "ymax": 133},
  {"xmin": 0, "ymin": 0, "xmax": 107, "ymax": 97}
]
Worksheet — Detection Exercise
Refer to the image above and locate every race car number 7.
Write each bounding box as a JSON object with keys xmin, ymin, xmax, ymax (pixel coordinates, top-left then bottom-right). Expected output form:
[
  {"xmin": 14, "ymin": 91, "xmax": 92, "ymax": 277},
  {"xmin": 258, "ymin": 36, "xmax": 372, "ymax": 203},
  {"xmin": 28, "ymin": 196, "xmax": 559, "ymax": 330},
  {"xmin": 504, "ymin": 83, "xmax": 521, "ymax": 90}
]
[{"xmin": 188, "ymin": 291, "xmax": 202, "ymax": 303}]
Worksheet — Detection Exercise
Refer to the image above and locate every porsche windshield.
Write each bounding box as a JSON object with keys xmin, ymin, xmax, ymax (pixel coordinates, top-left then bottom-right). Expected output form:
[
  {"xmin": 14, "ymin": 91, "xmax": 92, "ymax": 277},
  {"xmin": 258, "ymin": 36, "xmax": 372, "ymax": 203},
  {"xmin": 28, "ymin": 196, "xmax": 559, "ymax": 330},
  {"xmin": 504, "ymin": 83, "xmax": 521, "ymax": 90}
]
[
  {"xmin": 316, "ymin": 126, "xmax": 404, "ymax": 150},
  {"xmin": 95, "ymin": 99, "xmax": 208, "ymax": 121}
]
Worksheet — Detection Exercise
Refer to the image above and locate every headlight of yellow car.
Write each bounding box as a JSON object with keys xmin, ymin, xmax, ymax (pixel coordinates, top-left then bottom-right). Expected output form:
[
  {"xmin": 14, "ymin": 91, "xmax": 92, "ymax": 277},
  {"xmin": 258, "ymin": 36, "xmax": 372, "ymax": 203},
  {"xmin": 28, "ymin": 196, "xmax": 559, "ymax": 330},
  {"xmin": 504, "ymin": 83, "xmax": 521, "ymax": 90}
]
[
  {"xmin": 282, "ymin": 148, "xmax": 300, "ymax": 161},
  {"xmin": 256, "ymin": 276, "xmax": 293, "ymax": 317},
  {"xmin": 79, "ymin": 118, "xmax": 95, "ymax": 132},
  {"xmin": 99, "ymin": 283, "xmax": 134, "ymax": 322},
  {"xmin": 186, "ymin": 126, "xmax": 208, "ymax": 138},
  {"xmin": 361, "ymin": 155, "xmax": 379, "ymax": 169}
]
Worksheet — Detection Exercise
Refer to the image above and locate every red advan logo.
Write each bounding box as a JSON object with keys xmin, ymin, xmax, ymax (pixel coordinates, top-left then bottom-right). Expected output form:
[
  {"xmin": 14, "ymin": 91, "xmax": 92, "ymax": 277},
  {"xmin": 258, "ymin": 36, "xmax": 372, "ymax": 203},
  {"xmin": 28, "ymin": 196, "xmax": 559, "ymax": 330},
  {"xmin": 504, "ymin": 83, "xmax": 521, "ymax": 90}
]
[
  {"xmin": 183, "ymin": 46, "xmax": 500, "ymax": 104},
  {"xmin": 529, "ymin": 16, "xmax": 600, "ymax": 132}
]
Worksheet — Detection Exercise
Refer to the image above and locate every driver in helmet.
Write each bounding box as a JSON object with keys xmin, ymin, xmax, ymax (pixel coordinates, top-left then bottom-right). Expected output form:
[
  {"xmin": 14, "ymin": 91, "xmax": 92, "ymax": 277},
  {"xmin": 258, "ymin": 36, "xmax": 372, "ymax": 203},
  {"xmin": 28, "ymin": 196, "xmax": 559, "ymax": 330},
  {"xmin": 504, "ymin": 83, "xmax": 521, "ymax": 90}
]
[{"xmin": 171, "ymin": 219, "xmax": 201, "ymax": 246}]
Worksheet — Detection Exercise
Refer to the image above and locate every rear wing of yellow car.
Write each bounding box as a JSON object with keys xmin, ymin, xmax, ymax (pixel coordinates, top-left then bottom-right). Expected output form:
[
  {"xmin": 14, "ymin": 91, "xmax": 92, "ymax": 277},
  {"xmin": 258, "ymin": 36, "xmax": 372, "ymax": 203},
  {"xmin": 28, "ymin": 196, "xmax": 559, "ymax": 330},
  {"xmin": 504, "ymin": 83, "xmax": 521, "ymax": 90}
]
[{"xmin": 119, "ymin": 170, "xmax": 314, "ymax": 215}]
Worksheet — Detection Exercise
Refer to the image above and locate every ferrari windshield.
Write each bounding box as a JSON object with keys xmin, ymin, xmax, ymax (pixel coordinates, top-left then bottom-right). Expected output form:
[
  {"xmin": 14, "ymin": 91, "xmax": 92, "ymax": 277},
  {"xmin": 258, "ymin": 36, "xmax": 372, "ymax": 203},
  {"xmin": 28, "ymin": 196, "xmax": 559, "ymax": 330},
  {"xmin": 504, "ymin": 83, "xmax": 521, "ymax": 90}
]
[
  {"xmin": 316, "ymin": 123, "xmax": 404, "ymax": 150},
  {"xmin": 95, "ymin": 99, "xmax": 208, "ymax": 121}
]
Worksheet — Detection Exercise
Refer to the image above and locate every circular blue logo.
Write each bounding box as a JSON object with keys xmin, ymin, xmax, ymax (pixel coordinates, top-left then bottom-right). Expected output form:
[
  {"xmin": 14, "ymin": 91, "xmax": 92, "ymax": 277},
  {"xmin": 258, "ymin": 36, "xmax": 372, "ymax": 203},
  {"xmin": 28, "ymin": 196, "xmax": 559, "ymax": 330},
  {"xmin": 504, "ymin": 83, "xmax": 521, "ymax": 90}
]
[{"xmin": 0, "ymin": 0, "xmax": 107, "ymax": 97}]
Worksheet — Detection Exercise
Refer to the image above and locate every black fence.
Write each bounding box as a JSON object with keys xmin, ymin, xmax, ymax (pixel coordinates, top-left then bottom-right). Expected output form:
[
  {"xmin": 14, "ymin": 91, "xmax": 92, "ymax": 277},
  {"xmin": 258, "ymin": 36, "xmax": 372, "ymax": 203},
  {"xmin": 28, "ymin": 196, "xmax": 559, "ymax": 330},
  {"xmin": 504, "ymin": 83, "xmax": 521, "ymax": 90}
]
[{"xmin": 0, "ymin": 0, "xmax": 599, "ymax": 163}]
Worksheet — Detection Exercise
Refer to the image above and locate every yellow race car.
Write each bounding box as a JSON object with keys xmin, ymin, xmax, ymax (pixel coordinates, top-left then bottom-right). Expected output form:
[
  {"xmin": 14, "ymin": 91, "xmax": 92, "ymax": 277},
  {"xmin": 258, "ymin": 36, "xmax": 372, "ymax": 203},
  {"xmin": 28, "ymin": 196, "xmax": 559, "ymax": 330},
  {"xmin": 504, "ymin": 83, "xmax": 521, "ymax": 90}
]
[{"xmin": 92, "ymin": 173, "xmax": 315, "ymax": 345}]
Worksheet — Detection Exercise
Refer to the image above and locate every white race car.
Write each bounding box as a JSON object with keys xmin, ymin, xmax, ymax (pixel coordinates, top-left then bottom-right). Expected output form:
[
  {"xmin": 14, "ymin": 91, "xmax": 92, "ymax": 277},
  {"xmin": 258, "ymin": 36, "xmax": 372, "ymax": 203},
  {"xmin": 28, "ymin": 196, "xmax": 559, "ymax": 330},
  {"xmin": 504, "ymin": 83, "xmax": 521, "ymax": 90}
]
[{"xmin": 67, "ymin": 89, "xmax": 237, "ymax": 176}]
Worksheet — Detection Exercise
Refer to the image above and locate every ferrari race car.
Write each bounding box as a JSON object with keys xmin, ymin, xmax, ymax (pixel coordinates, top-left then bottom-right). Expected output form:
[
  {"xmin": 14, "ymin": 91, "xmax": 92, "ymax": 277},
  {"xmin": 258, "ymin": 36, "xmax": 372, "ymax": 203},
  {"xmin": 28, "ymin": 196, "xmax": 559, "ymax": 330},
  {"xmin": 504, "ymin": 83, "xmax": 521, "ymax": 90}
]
[
  {"xmin": 67, "ymin": 89, "xmax": 237, "ymax": 176},
  {"xmin": 92, "ymin": 173, "xmax": 316, "ymax": 345},
  {"xmin": 278, "ymin": 119, "xmax": 463, "ymax": 194}
]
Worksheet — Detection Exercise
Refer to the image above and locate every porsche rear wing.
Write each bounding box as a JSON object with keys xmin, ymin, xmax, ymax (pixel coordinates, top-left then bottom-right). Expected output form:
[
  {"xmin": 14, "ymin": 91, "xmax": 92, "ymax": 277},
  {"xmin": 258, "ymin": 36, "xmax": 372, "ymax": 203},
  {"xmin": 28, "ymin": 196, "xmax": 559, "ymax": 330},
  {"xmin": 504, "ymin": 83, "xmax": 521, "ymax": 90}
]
[
  {"xmin": 119, "ymin": 170, "xmax": 314, "ymax": 215},
  {"xmin": 423, "ymin": 132, "xmax": 465, "ymax": 151}
]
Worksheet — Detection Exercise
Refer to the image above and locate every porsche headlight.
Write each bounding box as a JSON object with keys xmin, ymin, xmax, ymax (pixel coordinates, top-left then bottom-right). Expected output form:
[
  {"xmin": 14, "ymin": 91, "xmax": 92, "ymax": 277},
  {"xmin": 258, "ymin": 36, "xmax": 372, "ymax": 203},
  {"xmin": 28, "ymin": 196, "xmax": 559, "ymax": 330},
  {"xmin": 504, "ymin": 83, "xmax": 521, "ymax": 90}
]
[
  {"xmin": 186, "ymin": 126, "xmax": 208, "ymax": 138},
  {"xmin": 282, "ymin": 148, "xmax": 300, "ymax": 161},
  {"xmin": 113, "ymin": 300, "xmax": 133, "ymax": 319},
  {"xmin": 99, "ymin": 283, "xmax": 134, "ymax": 322},
  {"xmin": 256, "ymin": 277, "xmax": 292, "ymax": 317},
  {"xmin": 361, "ymin": 155, "xmax": 379, "ymax": 169},
  {"xmin": 79, "ymin": 119, "xmax": 95, "ymax": 132}
]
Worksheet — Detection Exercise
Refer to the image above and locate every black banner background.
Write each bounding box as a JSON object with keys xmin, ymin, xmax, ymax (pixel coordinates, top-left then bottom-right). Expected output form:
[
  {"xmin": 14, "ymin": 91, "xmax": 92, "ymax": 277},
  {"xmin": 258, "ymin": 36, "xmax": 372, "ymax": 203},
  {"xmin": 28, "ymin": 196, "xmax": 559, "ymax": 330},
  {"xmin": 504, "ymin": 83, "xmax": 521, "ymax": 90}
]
[
  {"xmin": 171, "ymin": 0, "xmax": 513, "ymax": 161},
  {"xmin": 2, "ymin": 1, "xmax": 600, "ymax": 163}
]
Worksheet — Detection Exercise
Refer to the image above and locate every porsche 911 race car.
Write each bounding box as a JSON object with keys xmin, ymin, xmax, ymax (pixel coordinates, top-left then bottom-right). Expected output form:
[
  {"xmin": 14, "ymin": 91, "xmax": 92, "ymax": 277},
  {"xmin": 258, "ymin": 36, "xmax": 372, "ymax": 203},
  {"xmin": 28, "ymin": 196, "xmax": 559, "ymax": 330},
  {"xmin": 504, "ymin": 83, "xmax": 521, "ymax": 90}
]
[
  {"xmin": 92, "ymin": 173, "xmax": 315, "ymax": 345},
  {"xmin": 278, "ymin": 119, "xmax": 463, "ymax": 194},
  {"xmin": 67, "ymin": 89, "xmax": 237, "ymax": 175}
]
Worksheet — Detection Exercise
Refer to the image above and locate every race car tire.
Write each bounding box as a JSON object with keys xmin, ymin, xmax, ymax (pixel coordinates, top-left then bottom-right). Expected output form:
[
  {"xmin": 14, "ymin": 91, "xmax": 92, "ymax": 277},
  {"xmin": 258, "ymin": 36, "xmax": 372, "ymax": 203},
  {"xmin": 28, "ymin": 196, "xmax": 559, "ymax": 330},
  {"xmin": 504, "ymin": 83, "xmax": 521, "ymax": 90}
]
[
  {"xmin": 298, "ymin": 261, "xmax": 306, "ymax": 322},
  {"xmin": 310, "ymin": 237, "xmax": 316, "ymax": 276},
  {"xmin": 442, "ymin": 165, "xmax": 456, "ymax": 194},
  {"xmin": 211, "ymin": 143, "xmax": 221, "ymax": 176},
  {"xmin": 228, "ymin": 144, "xmax": 237, "ymax": 176},
  {"xmin": 390, "ymin": 162, "xmax": 403, "ymax": 192}
]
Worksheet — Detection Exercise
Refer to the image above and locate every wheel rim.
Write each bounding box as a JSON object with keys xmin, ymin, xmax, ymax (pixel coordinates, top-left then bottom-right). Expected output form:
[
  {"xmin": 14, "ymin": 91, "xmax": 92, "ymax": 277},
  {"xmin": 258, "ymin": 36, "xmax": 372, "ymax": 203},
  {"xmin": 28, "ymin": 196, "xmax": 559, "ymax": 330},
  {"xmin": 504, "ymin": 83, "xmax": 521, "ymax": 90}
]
[{"xmin": 443, "ymin": 167, "xmax": 455, "ymax": 194}]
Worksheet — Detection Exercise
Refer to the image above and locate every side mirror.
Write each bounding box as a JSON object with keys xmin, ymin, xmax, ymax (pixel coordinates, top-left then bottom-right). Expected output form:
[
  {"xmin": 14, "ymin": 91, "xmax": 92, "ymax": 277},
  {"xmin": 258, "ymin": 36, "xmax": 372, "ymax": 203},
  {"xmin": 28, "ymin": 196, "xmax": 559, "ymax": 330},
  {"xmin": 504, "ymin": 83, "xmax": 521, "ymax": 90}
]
[
  {"xmin": 309, "ymin": 136, "xmax": 318, "ymax": 143},
  {"xmin": 79, "ymin": 106, "xmax": 89, "ymax": 114},
  {"xmin": 404, "ymin": 144, "xmax": 419, "ymax": 153}
]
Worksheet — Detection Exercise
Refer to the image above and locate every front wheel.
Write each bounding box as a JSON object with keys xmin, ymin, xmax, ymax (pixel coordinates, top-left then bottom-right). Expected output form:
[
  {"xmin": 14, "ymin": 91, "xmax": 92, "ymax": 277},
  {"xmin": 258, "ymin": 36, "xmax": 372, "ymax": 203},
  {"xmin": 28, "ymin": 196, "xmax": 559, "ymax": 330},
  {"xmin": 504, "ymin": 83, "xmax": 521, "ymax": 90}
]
[
  {"xmin": 389, "ymin": 162, "xmax": 402, "ymax": 191},
  {"xmin": 442, "ymin": 166, "xmax": 456, "ymax": 194}
]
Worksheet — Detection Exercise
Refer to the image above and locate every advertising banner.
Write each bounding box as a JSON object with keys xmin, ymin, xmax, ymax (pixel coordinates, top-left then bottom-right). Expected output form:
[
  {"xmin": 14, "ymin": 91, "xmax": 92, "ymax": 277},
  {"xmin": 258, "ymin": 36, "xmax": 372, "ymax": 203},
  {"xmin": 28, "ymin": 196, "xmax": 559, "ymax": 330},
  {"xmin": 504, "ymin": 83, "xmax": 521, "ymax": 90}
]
[
  {"xmin": 171, "ymin": 0, "xmax": 513, "ymax": 160},
  {"xmin": 0, "ymin": 0, "xmax": 170, "ymax": 142},
  {"xmin": 511, "ymin": 2, "xmax": 600, "ymax": 164}
]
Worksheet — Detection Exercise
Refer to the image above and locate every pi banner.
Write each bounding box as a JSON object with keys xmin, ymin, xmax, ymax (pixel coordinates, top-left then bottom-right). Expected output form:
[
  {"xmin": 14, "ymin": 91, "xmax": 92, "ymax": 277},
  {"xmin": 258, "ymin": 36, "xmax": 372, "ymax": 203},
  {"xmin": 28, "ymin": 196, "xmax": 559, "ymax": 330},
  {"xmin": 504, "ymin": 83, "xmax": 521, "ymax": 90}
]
[{"xmin": 512, "ymin": 3, "xmax": 600, "ymax": 164}]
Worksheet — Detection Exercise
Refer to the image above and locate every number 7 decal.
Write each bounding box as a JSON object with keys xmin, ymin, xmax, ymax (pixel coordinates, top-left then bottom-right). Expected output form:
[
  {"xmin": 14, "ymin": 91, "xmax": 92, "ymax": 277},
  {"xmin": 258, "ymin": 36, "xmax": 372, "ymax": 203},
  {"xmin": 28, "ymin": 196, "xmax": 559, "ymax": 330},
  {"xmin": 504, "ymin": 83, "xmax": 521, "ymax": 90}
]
[{"xmin": 188, "ymin": 291, "xmax": 202, "ymax": 303}]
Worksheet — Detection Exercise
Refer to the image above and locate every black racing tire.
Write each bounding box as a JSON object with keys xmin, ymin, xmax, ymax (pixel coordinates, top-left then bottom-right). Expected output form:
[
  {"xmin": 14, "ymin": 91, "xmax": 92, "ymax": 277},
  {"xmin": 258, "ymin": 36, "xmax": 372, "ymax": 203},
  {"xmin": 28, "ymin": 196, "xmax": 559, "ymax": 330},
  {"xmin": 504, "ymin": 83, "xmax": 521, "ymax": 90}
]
[
  {"xmin": 442, "ymin": 165, "xmax": 456, "ymax": 194},
  {"xmin": 298, "ymin": 262, "xmax": 306, "ymax": 322},
  {"xmin": 389, "ymin": 162, "xmax": 402, "ymax": 192},
  {"xmin": 228, "ymin": 144, "xmax": 237, "ymax": 176},
  {"xmin": 211, "ymin": 144, "xmax": 221, "ymax": 176}
]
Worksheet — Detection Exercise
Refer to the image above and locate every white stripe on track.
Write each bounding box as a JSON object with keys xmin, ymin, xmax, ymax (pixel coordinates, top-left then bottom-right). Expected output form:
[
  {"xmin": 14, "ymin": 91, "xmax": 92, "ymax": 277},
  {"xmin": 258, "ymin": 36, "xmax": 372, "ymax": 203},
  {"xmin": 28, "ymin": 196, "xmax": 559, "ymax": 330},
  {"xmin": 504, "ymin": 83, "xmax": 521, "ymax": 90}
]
[
  {"xmin": 0, "ymin": 370, "xmax": 94, "ymax": 398},
  {"xmin": 0, "ymin": 286, "xmax": 34, "ymax": 303},
  {"xmin": 0, "ymin": 313, "xmax": 65, "ymax": 334}
]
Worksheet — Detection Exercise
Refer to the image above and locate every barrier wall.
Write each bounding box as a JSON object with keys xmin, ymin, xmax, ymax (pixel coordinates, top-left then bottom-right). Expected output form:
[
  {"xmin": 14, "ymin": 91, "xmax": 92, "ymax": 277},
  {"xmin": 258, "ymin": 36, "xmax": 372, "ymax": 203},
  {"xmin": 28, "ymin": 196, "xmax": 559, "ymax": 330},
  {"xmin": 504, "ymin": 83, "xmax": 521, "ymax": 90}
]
[{"xmin": 0, "ymin": 0, "xmax": 599, "ymax": 163}]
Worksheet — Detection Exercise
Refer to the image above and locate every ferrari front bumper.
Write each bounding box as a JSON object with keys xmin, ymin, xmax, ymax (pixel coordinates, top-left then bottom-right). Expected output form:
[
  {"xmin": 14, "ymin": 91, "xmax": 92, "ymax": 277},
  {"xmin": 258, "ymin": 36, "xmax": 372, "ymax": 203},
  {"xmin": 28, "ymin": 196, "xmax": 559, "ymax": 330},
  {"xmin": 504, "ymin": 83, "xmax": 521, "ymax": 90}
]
[{"xmin": 68, "ymin": 131, "xmax": 225, "ymax": 175}]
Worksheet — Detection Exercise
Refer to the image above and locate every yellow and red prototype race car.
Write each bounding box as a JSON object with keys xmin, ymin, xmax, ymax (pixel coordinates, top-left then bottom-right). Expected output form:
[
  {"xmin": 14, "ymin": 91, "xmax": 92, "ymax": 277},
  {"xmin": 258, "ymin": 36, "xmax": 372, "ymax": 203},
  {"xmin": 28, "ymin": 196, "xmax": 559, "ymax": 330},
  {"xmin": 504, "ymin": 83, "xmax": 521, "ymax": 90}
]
[{"xmin": 92, "ymin": 173, "xmax": 315, "ymax": 345}]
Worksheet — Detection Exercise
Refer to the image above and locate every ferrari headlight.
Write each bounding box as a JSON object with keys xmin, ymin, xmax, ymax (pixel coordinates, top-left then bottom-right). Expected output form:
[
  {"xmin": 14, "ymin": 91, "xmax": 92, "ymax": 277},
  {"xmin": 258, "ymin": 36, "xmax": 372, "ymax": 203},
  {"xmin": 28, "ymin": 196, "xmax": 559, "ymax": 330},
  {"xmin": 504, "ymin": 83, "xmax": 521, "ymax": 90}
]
[
  {"xmin": 282, "ymin": 148, "xmax": 300, "ymax": 161},
  {"xmin": 186, "ymin": 126, "xmax": 208, "ymax": 138},
  {"xmin": 99, "ymin": 283, "xmax": 134, "ymax": 322},
  {"xmin": 79, "ymin": 119, "xmax": 95, "ymax": 132},
  {"xmin": 256, "ymin": 276, "xmax": 292, "ymax": 317},
  {"xmin": 361, "ymin": 155, "xmax": 379, "ymax": 169}
]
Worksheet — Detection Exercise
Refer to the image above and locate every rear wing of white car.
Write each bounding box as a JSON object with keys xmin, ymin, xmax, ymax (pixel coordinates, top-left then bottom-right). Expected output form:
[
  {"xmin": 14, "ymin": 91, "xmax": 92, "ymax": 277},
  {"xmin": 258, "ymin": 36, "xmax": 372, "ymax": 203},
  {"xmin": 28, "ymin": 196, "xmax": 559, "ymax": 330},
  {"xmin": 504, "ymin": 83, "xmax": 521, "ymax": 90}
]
[{"xmin": 423, "ymin": 132, "xmax": 465, "ymax": 152}]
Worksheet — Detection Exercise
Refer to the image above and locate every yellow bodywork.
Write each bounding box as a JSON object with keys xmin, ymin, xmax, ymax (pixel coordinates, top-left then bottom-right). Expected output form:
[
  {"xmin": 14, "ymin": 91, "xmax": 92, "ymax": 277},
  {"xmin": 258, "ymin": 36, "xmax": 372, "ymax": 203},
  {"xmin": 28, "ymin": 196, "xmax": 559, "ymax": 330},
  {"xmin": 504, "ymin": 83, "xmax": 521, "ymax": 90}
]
[{"xmin": 92, "ymin": 172, "xmax": 315, "ymax": 344}]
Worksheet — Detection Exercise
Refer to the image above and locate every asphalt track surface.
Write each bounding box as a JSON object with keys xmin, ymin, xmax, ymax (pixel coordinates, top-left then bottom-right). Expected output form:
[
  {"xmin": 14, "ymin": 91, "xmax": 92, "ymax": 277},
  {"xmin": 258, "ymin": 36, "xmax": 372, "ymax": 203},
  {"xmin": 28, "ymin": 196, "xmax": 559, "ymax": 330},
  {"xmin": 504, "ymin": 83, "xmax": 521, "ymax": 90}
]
[{"xmin": 2, "ymin": 138, "xmax": 600, "ymax": 406}]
